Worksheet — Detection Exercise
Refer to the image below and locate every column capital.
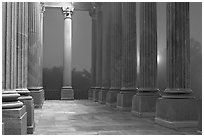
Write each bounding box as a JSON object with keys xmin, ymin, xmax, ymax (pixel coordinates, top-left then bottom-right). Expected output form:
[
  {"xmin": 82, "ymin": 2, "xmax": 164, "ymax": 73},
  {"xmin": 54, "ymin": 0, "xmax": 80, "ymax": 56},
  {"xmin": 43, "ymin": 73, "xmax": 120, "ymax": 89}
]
[
  {"xmin": 89, "ymin": 7, "xmax": 96, "ymax": 19},
  {"xmin": 40, "ymin": 2, "xmax": 45, "ymax": 13},
  {"xmin": 62, "ymin": 6, "xmax": 74, "ymax": 19}
]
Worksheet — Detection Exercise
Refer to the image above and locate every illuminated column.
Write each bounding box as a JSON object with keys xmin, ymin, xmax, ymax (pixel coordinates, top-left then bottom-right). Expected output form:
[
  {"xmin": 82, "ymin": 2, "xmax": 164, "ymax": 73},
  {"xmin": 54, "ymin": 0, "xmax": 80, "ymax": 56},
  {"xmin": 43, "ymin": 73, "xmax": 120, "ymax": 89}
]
[
  {"xmin": 16, "ymin": 2, "xmax": 34, "ymax": 134},
  {"xmin": 88, "ymin": 7, "xmax": 97, "ymax": 100},
  {"xmin": 2, "ymin": 2, "xmax": 27, "ymax": 135},
  {"xmin": 61, "ymin": 6, "xmax": 74, "ymax": 100},
  {"xmin": 29, "ymin": 2, "xmax": 45, "ymax": 108},
  {"xmin": 106, "ymin": 3, "xmax": 122, "ymax": 107},
  {"xmin": 155, "ymin": 2, "xmax": 198, "ymax": 128},
  {"xmin": 98, "ymin": 3, "xmax": 111, "ymax": 104},
  {"xmin": 93, "ymin": 3, "xmax": 103, "ymax": 102},
  {"xmin": 132, "ymin": 2, "xmax": 159, "ymax": 117},
  {"xmin": 116, "ymin": 2, "xmax": 137, "ymax": 111}
]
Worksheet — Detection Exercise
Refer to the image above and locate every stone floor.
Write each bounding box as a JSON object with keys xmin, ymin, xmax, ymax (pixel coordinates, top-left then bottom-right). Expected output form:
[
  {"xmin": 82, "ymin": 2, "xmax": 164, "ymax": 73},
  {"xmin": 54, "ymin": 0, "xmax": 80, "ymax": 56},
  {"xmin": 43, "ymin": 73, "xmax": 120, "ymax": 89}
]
[{"xmin": 33, "ymin": 100, "xmax": 201, "ymax": 135}]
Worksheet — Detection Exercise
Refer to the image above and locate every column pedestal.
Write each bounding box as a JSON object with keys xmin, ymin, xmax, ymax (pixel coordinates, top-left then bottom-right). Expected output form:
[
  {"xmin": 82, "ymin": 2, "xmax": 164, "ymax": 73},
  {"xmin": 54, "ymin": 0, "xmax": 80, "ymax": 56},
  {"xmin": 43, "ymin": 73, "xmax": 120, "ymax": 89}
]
[
  {"xmin": 98, "ymin": 87, "xmax": 109, "ymax": 104},
  {"xmin": 93, "ymin": 87, "xmax": 101, "ymax": 102},
  {"xmin": 116, "ymin": 89, "xmax": 136, "ymax": 111},
  {"xmin": 2, "ymin": 92, "xmax": 27, "ymax": 135},
  {"xmin": 61, "ymin": 86, "xmax": 74, "ymax": 100},
  {"xmin": 155, "ymin": 89, "xmax": 198, "ymax": 128},
  {"xmin": 132, "ymin": 88, "xmax": 159, "ymax": 117},
  {"xmin": 88, "ymin": 87, "xmax": 94, "ymax": 100},
  {"xmin": 106, "ymin": 88, "xmax": 120, "ymax": 108},
  {"xmin": 16, "ymin": 88, "xmax": 34, "ymax": 134},
  {"xmin": 29, "ymin": 87, "xmax": 44, "ymax": 108}
]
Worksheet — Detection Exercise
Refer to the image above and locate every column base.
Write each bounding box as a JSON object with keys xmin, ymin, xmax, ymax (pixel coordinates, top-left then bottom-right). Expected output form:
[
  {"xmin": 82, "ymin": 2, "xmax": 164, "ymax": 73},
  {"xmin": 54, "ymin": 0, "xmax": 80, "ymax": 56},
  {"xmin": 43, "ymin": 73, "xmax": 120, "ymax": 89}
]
[
  {"xmin": 106, "ymin": 88, "xmax": 121, "ymax": 108},
  {"xmin": 61, "ymin": 86, "xmax": 74, "ymax": 100},
  {"xmin": 116, "ymin": 89, "xmax": 136, "ymax": 111},
  {"xmin": 98, "ymin": 87, "xmax": 109, "ymax": 104},
  {"xmin": 18, "ymin": 96, "xmax": 34, "ymax": 134},
  {"xmin": 2, "ymin": 105, "xmax": 27, "ymax": 135},
  {"xmin": 93, "ymin": 87, "xmax": 101, "ymax": 102},
  {"xmin": 132, "ymin": 88, "xmax": 160, "ymax": 117},
  {"xmin": 88, "ymin": 87, "xmax": 94, "ymax": 100},
  {"xmin": 27, "ymin": 123, "xmax": 35, "ymax": 134},
  {"xmin": 155, "ymin": 96, "xmax": 198, "ymax": 129},
  {"xmin": 29, "ymin": 87, "xmax": 44, "ymax": 108},
  {"xmin": 2, "ymin": 123, "xmax": 5, "ymax": 135}
]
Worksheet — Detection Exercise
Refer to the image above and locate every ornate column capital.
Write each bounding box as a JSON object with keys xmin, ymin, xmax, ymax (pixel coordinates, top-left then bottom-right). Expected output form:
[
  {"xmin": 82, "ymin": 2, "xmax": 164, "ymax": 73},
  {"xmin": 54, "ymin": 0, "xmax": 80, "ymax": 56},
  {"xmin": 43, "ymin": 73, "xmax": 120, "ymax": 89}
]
[
  {"xmin": 40, "ymin": 2, "xmax": 45, "ymax": 13},
  {"xmin": 89, "ymin": 6, "xmax": 96, "ymax": 19},
  {"xmin": 62, "ymin": 6, "xmax": 74, "ymax": 19}
]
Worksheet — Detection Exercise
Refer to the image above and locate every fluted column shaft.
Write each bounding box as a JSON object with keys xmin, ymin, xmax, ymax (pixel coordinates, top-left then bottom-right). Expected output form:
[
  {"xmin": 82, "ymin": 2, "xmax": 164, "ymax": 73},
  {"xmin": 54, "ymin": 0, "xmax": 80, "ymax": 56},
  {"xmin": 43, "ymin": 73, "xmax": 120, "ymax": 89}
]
[
  {"xmin": 110, "ymin": 3, "xmax": 122, "ymax": 90},
  {"xmin": 121, "ymin": 2, "xmax": 137, "ymax": 91},
  {"xmin": 155, "ymin": 3, "xmax": 198, "ymax": 128},
  {"xmin": 4, "ymin": 2, "xmax": 17, "ymax": 91},
  {"xmin": 98, "ymin": 3, "xmax": 111, "ymax": 104},
  {"xmin": 61, "ymin": 5, "xmax": 74, "ymax": 100},
  {"xmin": 139, "ymin": 3, "xmax": 157, "ymax": 89},
  {"xmin": 132, "ymin": 2, "xmax": 159, "ymax": 117},
  {"xmin": 106, "ymin": 3, "xmax": 122, "ymax": 107},
  {"xmin": 91, "ymin": 11, "xmax": 97, "ymax": 88},
  {"xmin": 165, "ymin": 3, "xmax": 191, "ymax": 93},
  {"xmin": 27, "ymin": 2, "xmax": 44, "ymax": 109},
  {"xmin": 116, "ymin": 2, "xmax": 137, "ymax": 111},
  {"xmin": 16, "ymin": 2, "xmax": 29, "ymax": 93},
  {"xmin": 101, "ymin": 3, "xmax": 111, "ymax": 89},
  {"xmin": 88, "ymin": 8, "xmax": 97, "ymax": 100},
  {"xmin": 95, "ymin": 5, "xmax": 103, "ymax": 89},
  {"xmin": 28, "ymin": 2, "xmax": 37, "ymax": 88},
  {"xmin": 92, "ymin": 4, "xmax": 103, "ymax": 102},
  {"xmin": 2, "ymin": 2, "xmax": 6, "ymax": 90}
]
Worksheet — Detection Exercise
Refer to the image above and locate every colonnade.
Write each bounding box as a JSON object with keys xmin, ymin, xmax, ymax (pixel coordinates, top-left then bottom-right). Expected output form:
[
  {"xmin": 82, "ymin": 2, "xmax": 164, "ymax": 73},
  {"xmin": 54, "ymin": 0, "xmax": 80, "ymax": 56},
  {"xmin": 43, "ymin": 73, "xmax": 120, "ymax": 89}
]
[
  {"xmin": 88, "ymin": 2, "xmax": 198, "ymax": 129},
  {"xmin": 2, "ymin": 2, "xmax": 44, "ymax": 134}
]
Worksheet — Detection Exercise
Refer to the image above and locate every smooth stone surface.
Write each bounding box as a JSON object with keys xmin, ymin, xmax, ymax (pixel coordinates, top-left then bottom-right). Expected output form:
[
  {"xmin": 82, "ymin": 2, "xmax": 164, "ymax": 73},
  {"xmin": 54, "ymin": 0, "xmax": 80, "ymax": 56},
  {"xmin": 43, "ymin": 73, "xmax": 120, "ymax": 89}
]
[
  {"xmin": 33, "ymin": 100, "xmax": 200, "ymax": 135},
  {"xmin": 3, "ymin": 105, "xmax": 27, "ymax": 135},
  {"xmin": 106, "ymin": 89, "xmax": 120, "ymax": 108},
  {"xmin": 2, "ymin": 101, "xmax": 23, "ymax": 109},
  {"xmin": 18, "ymin": 96, "xmax": 34, "ymax": 134},
  {"xmin": 93, "ymin": 88, "xmax": 100, "ymax": 102},
  {"xmin": 98, "ymin": 89, "xmax": 109, "ymax": 104},
  {"xmin": 30, "ymin": 89, "xmax": 44, "ymax": 108},
  {"xmin": 61, "ymin": 88, "xmax": 74, "ymax": 100},
  {"xmin": 16, "ymin": 89, "xmax": 31, "ymax": 96},
  {"xmin": 132, "ymin": 91, "xmax": 160, "ymax": 117},
  {"xmin": 88, "ymin": 88, "xmax": 94, "ymax": 100},
  {"xmin": 155, "ymin": 98, "xmax": 198, "ymax": 128},
  {"xmin": 116, "ymin": 92, "xmax": 136, "ymax": 111},
  {"xmin": 2, "ymin": 93, "xmax": 20, "ymax": 102}
]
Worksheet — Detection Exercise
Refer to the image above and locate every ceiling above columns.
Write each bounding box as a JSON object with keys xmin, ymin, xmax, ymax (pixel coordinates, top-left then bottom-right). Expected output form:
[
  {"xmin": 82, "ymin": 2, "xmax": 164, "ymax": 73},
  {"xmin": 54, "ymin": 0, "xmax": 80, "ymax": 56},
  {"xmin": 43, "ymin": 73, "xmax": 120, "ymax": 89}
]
[{"xmin": 44, "ymin": 2, "xmax": 94, "ymax": 11}]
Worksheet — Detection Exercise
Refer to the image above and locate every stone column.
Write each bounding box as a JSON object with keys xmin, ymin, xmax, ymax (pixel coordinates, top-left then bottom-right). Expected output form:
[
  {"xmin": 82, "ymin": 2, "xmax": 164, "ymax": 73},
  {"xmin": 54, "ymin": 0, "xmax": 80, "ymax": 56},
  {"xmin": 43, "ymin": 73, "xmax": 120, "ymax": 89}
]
[
  {"xmin": 155, "ymin": 2, "xmax": 198, "ymax": 128},
  {"xmin": 16, "ymin": 2, "xmax": 34, "ymax": 134},
  {"xmin": 2, "ymin": 2, "xmax": 27, "ymax": 135},
  {"xmin": 98, "ymin": 3, "xmax": 111, "ymax": 104},
  {"xmin": 88, "ymin": 7, "xmax": 97, "ymax": 100},
  {"xmin": 132, "ymin": 2, "xmax": 159, "ymax": 117},
  {"xmin": 93, "ymin": 3, "xmax": 103, "ymax": 102},
  {"xmin": 29, "ymin": 2, "xmax": 45, "ymax": 108},
  {"xmin": 61, "ymin": 5, "xmax": 74, "ymax": 100},
  {"xmin": 106, "ymin": 3, "xmax": 122, "ymax": 107},
  {"xmin": 116, "ymin": 2, "xmax": 137, "ymax": 111}
]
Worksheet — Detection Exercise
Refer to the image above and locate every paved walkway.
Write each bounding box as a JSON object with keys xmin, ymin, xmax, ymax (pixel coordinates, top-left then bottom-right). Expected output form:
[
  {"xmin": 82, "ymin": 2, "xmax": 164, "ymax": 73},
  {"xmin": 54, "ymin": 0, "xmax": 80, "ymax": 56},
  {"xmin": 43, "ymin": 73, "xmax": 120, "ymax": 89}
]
[{"xmin": 33, "ymin": 100, "xmax": 200, "ymax": 135}]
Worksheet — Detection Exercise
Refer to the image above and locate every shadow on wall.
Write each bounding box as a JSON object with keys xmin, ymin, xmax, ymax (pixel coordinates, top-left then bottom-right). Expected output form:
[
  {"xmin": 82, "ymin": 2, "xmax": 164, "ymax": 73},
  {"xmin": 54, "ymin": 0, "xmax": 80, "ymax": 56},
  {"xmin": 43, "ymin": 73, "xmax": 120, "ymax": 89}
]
[{"xmin": 43, "ymin": 67, "xmax": 91, "ymax": 100}]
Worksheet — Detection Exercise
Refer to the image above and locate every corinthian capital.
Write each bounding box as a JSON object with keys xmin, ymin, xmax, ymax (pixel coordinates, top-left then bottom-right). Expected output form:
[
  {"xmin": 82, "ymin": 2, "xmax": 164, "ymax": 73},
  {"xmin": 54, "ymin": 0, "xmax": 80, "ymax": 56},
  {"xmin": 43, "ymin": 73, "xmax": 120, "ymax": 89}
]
[
  {"xmin": 62, "ymin": 6, "xmax": 74, "ymax": 19},
  {"xmin": 40, "ymin": 2, "xmax": 45, "ymax": 13}
]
